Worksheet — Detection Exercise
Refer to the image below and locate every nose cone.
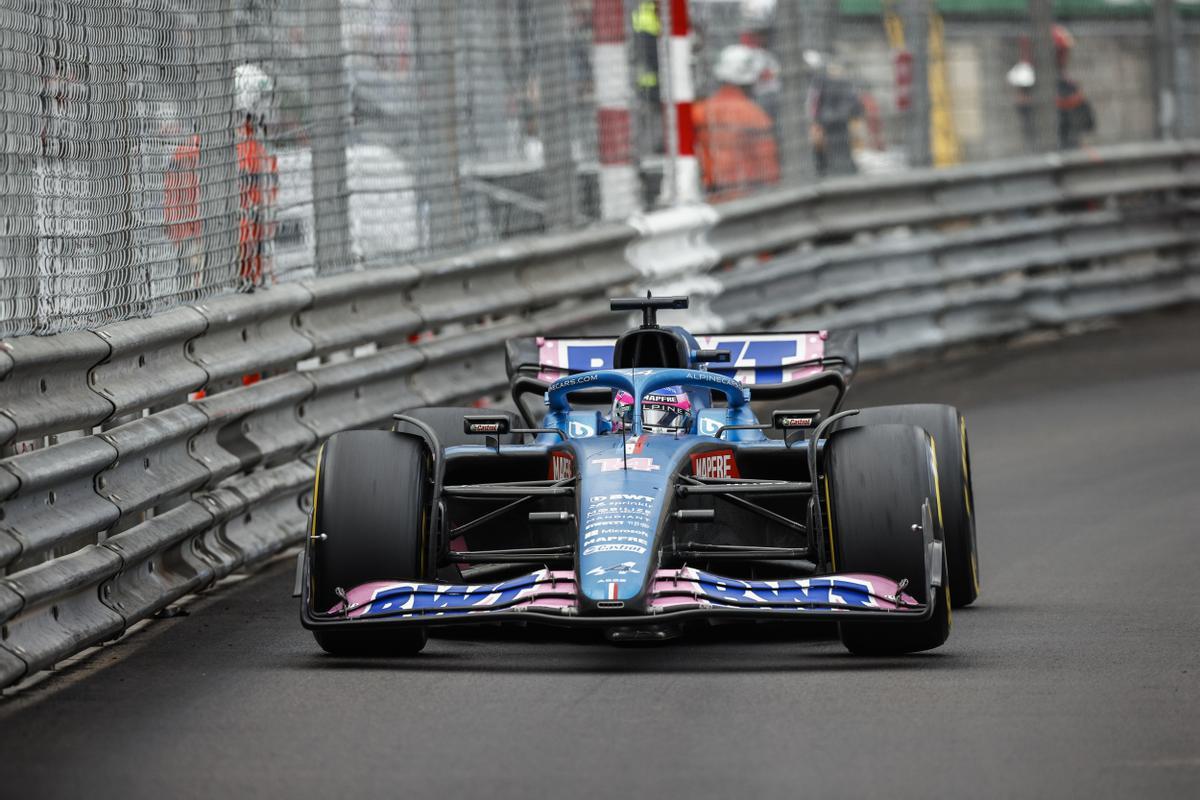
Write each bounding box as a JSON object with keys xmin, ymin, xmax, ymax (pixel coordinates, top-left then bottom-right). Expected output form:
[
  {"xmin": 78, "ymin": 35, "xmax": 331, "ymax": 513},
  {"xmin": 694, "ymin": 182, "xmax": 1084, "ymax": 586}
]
[{"xmin": 575, "ymin": 433, "xmax": 692, "ymax": 612}]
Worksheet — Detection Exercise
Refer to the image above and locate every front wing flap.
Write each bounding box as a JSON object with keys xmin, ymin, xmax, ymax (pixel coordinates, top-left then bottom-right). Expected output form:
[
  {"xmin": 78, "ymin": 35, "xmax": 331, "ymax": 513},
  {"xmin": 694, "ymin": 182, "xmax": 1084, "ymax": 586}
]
[{"xmin": 303, "ymin": 568, "xmax": 932, "ymax": 628}]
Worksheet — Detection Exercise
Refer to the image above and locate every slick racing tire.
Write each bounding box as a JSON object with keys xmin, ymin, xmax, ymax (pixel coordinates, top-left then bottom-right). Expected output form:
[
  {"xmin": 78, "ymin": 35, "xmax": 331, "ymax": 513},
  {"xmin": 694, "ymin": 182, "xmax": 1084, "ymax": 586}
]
[
  {"xmin": 825, "ymin": 424, "xmax": 951, "ymax": 656},
  {"xmin": 837, "ymin": 404, "xmax": 979, "ymax": 608},
  {"xmin": 396, "ymin": 406, "xmax": 523, "ymax": 449},
  {"xmin": 309, "ymin": 430, "xmax": 431, "ymax": 656}
]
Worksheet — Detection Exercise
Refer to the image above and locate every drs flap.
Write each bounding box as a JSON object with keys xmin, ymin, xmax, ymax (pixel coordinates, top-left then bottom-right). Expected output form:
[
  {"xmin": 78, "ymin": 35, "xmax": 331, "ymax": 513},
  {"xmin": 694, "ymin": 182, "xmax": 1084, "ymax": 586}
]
[{"xmin": 506, "ymin": 330, "xmax": 858, "ymax": 388}]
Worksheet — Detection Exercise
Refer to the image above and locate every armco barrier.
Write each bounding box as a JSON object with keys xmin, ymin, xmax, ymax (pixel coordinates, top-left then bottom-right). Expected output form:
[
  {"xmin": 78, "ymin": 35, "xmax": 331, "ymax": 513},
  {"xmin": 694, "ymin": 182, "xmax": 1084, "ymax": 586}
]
[{"xmin": 2, "ymin": 142, "xmax": 1199, "ymax": 687}]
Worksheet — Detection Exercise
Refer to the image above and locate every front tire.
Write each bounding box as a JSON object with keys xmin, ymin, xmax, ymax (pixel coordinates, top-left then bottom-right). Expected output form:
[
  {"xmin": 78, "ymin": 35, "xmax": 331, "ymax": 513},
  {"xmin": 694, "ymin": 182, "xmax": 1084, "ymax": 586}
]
[
  {"xmin": 838, "ymin": 404, "xmax": 979, "ymax": 607},
  {"xmin": 825, "ymin": 424, "xmax": 951, "ymax": 655},
  {"xmin": 309, "ymin": 430, "xmax": 432, "ymax": 656}
]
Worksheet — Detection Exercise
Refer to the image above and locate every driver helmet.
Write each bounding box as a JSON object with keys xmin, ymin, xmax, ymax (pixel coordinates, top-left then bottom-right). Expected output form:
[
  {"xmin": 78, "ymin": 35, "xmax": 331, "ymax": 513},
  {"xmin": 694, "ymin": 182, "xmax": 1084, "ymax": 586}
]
[{"xmin": 611, "ymin": 386, "xmax": 693, "ymax": 434}]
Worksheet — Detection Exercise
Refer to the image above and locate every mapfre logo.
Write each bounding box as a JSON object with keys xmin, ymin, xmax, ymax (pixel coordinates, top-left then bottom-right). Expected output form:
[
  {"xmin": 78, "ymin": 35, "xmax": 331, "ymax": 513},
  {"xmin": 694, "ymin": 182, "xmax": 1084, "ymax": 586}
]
[
  {"xmin": 548, "ymin": 451, "xmax": 575, "ymax": 481},
  {"xmin": 690, "ymin": 449, "xmax": 739, "ymax": 479}
]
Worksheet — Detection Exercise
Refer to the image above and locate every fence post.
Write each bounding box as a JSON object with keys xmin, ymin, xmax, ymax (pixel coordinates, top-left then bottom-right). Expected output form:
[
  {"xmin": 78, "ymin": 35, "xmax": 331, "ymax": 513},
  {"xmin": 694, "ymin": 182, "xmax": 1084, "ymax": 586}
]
[
  {"xmin": 775, "ymin": 0, "xmax": 813, "ymax": 183},
  {"xmin": 900, "ymin": 0, "xmax": 931, "ymax": 168},
  {"xmin": 593, "ymin": 0, "xmax": 640, "ymax": 220},
  {"xmin": 1152, "ymin": 0, "xmax": 1182, "ymax": 140},
  {"xmin": 535, "ymin": 0, "xmax": 579, "ymax": 229},
  {"xmin": 1029, "ymin": 0, "xmax": 1060, "ymax": 152},
  {"xmin": 801, "ymin": 0, "xmax": 840, "ymax": 54},
  {"xmin": 659, "ymin": 0, "xmax": 700, "ymax": 205},
  {"xmin": 306, "ymin": 1, "xmax": 353, "ymax": 274}
]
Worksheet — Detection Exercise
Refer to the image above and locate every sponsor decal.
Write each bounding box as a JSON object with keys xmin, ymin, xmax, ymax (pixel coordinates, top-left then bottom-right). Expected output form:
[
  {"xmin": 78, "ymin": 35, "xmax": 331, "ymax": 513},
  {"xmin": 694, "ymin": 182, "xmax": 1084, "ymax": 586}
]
[
  {"xmin": 695, "ymin": 334, "xmax": 827, "ymax": 384},
  {"xmin": 643, "ymin": 393, "xmax": 683, "ymax": 404},
  {"xmin": 590, "ymin": 456, "xmax": 659, "ymax": 473},
  {"xmin": 464, "ymin": 415, "xmax": 511, "ymax": 435},
  {"xmin": 537, "ymin": 339, "xmax": 613, "ymax": 378},
  {"xmin": 568, "ymin": 420, "xmax": 595, "ymax": 438},
  {"xmin": 540, "ymin": 334, "xmax": 828, "ymax": 387},
  {"xmin": 583, "ymin": 543, "xmax": 647, "ymax": 555},
  {"xmin": 772, "ymin": 408, "xmax": 821, "ymax": 430},
  {"xmin": 698, "ymin": 416, "xmax": 723, "ymax": 436},
  {"xmin": 552, "ymin": 373, "xmax": 598, "ymax": 388},
  {"xmin": 581, "ymin": 493, "xmax": 656, "ymax": 557},
  {"xmin": 548, "ymin": 451, "xmax": 575, "ymax": 481},
  {"xmin": 586, "ymin": 561, "xmax": 641, "ymax": 576},
  {"xmin": 590, "ymin": 493, "xmax": 655, "ymax": 504},
  {"xmin": 691, "ymin": 449, "xmax": 740, "ymax": 479},
  {"xmin": 684, "ymin": 370, "xmax": 742, "ymax": 389},
  {"xmin": 583, "ymin": 536, "xmax": 647, "ymax": 546},
  {"xmin": 359, "ymin": 573, "xmax": 540, "ymax": 616},
  {"xmin": 697, "ymin": 574, "xmax": 880, "ymax": 609}
]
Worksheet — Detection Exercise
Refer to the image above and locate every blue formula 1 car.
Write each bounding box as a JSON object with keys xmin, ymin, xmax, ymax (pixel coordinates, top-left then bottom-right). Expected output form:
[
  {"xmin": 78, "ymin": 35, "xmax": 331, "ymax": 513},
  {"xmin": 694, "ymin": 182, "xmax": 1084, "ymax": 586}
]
[{"xmin": 300, "ymin": 296, "xmax": 979, "ymax": 655}]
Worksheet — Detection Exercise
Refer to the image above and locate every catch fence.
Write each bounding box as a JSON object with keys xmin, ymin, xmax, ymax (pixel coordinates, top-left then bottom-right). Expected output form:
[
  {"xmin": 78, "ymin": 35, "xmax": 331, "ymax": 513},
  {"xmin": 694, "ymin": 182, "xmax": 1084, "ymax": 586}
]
[{"xmin": 2, "ymin": 1, "xmax": 1197, "ymax": 337}]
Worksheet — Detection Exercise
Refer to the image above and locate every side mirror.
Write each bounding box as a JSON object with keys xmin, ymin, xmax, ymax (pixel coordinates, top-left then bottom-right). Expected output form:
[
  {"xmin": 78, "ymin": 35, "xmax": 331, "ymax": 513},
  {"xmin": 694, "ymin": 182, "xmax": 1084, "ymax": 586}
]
[
  {"xmin": 772, "ymin": 409, "xmax": 822, "ymax": 432},
  {"xmin": 463, "ymin": 415, "xmax": 512, "ymax": 436}
]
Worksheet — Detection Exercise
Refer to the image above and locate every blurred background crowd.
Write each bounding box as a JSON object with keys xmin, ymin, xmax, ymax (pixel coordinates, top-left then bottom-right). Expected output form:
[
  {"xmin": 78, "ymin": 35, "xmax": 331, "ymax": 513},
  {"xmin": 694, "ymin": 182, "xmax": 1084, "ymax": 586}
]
[{"xmin": 2, "ymin": 0, "xmax": 1197, "ymax": 336}]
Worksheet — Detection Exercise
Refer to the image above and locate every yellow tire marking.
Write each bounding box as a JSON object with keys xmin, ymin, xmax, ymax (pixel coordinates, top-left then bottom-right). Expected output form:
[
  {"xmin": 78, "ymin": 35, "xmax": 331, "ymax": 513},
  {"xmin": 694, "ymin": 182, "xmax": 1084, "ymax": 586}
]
[
  {"xmin": 824, "ymin": 476, "xmax": 837, "ymax": 572},
  {"xmin": 945, "ymin": 581, "xmax": 953, "ymax": 628},
  {"xmin": 959, "ymin": 415, "xmax": 973, "ymax": 518},
  {"xmin": 309, "ymin": 443, "xmax": 325, "ymax": 539},
  {"xmin": 928, "ymin": 435, "xmax": 944, "ymax": 530},
  {"xmin": 958, "ymin": 415, "xmax": 980, "ymax": 594},
  {"xmin": 926, "ymin": 434, "xmax": 950, "ymax": 626},
  {"xmin": 306, "ymin": 443, "xmax": 326, "ymax": 604}
]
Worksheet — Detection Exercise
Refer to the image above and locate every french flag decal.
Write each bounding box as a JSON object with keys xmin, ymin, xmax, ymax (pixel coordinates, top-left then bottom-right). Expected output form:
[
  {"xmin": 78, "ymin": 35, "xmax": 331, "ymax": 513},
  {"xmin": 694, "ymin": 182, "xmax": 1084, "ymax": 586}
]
[{"xmin": 609, "ymin": 583, "xmax": 620, "ymax": 600}]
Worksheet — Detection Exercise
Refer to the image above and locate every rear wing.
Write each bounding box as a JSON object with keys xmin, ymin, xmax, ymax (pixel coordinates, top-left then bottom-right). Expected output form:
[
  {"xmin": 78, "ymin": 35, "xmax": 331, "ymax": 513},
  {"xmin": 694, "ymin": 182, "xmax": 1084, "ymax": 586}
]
[
  {"xmin": 505, "ymin": 331, "xmax": 858, "ymax": 423},
  {"xmin": 507, "ymin": 331, "xmax": 857, "ymax": 384}
]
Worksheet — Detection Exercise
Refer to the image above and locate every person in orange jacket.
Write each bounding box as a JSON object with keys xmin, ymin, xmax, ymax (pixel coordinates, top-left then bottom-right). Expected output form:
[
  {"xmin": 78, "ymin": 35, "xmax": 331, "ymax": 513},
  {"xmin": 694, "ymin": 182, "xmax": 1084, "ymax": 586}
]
[
  {"xmin": 234, "ymin": 64, "xmax": 278, "ymax": 287},
  {"xmin": 164, "ymin": 126, "xmax": 204, "ymax": 293},
  {"xmin": 693, "ymin": 45, "xmax": 780, "ymax": 203}
]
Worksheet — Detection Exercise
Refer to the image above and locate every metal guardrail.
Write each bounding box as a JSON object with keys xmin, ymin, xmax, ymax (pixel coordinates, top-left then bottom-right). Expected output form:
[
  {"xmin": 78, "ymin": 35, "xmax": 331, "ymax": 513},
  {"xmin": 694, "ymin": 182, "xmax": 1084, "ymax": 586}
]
[
  {"xmin": 704, "ymin": 142, "xmax": 1200, "ymax": 359},
  {"xmin": 2, "ymin": 142, "xmax": 1198, "ymax": 687}
]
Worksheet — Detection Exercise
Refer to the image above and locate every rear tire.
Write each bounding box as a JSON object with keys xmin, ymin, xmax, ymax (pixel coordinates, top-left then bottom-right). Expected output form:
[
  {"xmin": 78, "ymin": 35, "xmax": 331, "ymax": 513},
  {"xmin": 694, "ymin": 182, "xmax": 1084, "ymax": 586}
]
[
  {"xmin": 825, "ymin": 424, "xmax": 951, "ymax": 655},
  {"xmin": 838, "ymin": 404, "xmax": 979, "ymax": 607},
  {"xmin": 309, "ymin": 430, "xmax": 432, "ymax": 656}
]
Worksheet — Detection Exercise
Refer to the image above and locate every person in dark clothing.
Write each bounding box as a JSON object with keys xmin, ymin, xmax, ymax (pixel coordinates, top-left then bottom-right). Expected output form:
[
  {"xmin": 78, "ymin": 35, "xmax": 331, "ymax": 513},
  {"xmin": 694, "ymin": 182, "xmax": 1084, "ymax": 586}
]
[
  {"xmin": 1007, "ymin": 25, "xmax": 1094, "ymax": 151},
  {"xmin": 1056, "ymin": 76, "xmax": 1095, "ymax": 150},
  {"xmin": 806, "ymin": 52, "xmax": 864, "ymax": 177}
]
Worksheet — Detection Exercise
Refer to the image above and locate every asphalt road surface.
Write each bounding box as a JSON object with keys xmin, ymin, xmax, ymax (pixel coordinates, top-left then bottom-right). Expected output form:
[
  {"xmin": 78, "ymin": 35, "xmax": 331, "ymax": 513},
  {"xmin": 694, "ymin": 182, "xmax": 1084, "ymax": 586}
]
[{"xmin": 3, "ymin": 311, "xmax": 1198, "ymax": 799}]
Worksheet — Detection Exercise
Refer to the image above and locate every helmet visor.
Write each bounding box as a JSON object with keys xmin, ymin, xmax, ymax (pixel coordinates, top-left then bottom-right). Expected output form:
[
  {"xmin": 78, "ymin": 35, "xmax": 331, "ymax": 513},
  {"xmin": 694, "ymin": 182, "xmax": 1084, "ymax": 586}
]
[{"xmin": 643, "ymin": 400, "xmax": 691, "ymax": 433}]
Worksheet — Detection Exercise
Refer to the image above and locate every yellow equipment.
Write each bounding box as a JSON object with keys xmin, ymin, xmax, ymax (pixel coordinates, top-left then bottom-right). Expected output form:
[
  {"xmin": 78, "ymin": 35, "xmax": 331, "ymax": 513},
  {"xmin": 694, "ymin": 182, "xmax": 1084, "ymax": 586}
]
[{"xmin": 883, "ymin": 1, "xmax": 961, "ymax": 166}]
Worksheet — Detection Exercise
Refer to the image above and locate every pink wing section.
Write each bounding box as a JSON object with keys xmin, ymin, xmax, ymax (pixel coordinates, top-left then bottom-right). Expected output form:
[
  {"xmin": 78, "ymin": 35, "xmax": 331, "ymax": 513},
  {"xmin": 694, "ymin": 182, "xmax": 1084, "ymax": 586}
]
[
  {"xmin": 331, "ymin": 568, "xmax": 921, "ymax": 619},
  {"xmin": 534, "ymin": 333, "xmax": 829, "ymax": 385},
  {"xmin": 693, "ymin": 332, "xmax": 828, "ymax": 384}
]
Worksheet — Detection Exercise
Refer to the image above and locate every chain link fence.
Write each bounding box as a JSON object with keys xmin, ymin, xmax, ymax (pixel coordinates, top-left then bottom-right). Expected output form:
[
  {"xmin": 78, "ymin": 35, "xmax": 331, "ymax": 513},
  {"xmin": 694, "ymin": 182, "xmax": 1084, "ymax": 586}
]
[
  {"xmin": 1, "ymin": 0, "xmax": 1194, "ymax": 337},
  {"xmin": 0, "ymin": 0, "xmax": 602, "ymax": 336}
]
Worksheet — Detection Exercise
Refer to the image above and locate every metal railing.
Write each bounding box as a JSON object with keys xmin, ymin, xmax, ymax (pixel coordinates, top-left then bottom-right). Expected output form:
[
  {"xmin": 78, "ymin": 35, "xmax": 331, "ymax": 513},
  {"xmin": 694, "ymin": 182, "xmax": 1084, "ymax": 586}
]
[{"xmin": 1, "ymin": 140, "xmax": 1198, "ymax": 687}]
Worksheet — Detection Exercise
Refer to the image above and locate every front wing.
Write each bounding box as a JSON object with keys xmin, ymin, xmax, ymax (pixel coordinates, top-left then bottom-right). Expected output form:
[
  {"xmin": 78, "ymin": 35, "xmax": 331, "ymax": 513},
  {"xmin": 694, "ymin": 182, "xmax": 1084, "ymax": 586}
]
[{"xmin": 303, "ymin": 568, "xmax": 935, "ymax": 629}]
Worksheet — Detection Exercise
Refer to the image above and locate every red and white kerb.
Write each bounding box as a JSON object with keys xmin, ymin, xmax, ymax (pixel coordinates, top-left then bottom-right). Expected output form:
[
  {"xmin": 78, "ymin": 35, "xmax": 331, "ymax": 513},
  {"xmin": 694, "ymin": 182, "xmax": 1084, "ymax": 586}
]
[
  {"xmin": 663, "ymin": 0, "xmax": 700, "ymax": 203},
  {"xmin": 593, "ymin": 0, "xmax": 640, "ymax": 219}
]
